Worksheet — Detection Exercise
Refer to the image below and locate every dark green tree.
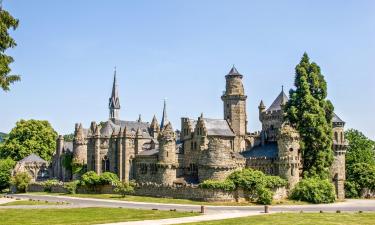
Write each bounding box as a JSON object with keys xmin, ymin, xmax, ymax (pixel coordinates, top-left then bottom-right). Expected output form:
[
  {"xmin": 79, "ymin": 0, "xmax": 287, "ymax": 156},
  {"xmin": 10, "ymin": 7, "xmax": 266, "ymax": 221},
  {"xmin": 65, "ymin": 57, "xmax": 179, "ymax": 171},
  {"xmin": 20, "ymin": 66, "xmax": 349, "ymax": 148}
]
[
  {"xmin": 285, "ymin": 53, "xmax": 334, "ymax": 178},
  {"xmin": 0, "ymin": 119, "xmax": 58, "ymax": 161},
  {"xmin": 63, "ymin": 133, "xmax": 74, "ymax": 142},
  {"xmin": 0, "ymin": 2, "xmax": 20, "ymax": 91}
]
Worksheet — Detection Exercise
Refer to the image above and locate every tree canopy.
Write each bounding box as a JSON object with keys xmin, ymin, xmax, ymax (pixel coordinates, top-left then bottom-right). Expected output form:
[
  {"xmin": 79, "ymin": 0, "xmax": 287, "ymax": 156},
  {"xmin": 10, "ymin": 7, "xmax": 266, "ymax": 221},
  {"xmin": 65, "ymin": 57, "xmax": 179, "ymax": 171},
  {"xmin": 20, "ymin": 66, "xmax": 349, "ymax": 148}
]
[
  {"xmin": 0, "ymin": 157, "xmax": 15, "ymax": 191},
  {"xmin": 0, "ymin": 3, "xmax": 20, "ymax": 91},
  {"xmin": 344, "ymin": 129, "xmax": 375, "ymax": 197},
  {"xmin": 0, "ymin": 119, "xmax": 58, "ymax": 162},
  {"xmin": 285, "ymin": 53, "xmax": 334, "ymax": 178}
]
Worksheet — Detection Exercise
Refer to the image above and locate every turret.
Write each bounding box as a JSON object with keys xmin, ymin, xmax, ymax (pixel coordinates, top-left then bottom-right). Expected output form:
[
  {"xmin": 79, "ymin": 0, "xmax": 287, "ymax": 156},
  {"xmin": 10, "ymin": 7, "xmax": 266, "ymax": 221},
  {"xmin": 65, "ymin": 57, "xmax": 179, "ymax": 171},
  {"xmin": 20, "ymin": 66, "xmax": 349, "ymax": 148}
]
[
  {"xmin": 150, "ymin": 115, "xmax": 160, "ymax": 139},
  {"xmin": 157, "ymin": 122, "xmax": 177, "ymax": 185},
  {"xmin": 277, "ymin": 124, "xmax": 301, "ymax": 189},
  {"xmin": 158, "ymin": 122, "xmax": 176, "ymax": 164},
  {"xmin": 109, "ymin": 68, "xmax": 120, "ymax": 120},
  {"xmin": 258, "ymin": 100, "xmax": 266, "ymax": 122},
  {"xmin": 221, "ymin": 66, "xmax": 248, "ymax": 151},
  {"xmin": 73, "ymin": 123, "xmax": 87, "ymax": 164},
  {"xmin": 56, "ymin": 135, "xmax": 64, "ymax": 156}
]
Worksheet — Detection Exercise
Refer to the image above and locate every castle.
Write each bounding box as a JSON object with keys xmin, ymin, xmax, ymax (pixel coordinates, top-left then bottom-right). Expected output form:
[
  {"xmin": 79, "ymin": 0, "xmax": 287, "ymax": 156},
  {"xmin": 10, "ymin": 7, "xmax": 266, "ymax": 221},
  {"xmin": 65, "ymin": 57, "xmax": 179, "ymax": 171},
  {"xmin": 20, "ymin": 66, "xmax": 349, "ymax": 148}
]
[{"xmin": 51, "ymin": 66, "xmax": 348, "ymax": 199}]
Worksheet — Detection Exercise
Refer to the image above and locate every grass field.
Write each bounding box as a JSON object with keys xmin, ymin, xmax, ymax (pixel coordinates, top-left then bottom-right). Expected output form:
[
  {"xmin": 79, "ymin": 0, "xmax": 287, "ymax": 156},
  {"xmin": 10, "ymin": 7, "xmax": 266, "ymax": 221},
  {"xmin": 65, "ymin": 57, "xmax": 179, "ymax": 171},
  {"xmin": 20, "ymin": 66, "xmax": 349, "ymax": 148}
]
[
  {"xmin": 0, "ymin": 207, "xmax": 198, "ymax": 225},
  {"xmin": 0, "ymin": 200, "xmax": 60, "ymax": 206},
  {"xmin": 186, "ymin": 212, "xmax": 375, "ymax": 225},
  {"xmin": 27, "ymin": 192, "xmax": 308, "ymax": 206}
]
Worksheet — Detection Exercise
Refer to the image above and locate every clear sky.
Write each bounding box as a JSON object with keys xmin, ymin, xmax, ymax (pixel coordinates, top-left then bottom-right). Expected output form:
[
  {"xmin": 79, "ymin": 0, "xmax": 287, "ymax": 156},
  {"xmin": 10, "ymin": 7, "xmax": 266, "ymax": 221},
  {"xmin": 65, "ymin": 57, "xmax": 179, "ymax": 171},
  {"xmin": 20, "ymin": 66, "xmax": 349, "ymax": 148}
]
[{"xmin": 1, "ymin": 0, "xmax": 374, "ymax": 139}]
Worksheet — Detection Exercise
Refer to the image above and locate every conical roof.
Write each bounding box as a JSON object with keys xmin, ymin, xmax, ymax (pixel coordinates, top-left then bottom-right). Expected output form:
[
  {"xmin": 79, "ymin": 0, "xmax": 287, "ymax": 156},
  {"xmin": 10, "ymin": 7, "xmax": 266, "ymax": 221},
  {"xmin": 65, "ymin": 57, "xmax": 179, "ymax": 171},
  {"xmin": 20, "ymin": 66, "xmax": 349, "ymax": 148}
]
[
  {"xmin": 227, "ymin": 65, "xmax": 242, "ymax": 76},
  {"xmin": 266, "ymin": 89, "xmax": 288, "ymax": 112},
  {"xmin": 19, "ymin": 153, "xmax": 47, "ymax": 164}
]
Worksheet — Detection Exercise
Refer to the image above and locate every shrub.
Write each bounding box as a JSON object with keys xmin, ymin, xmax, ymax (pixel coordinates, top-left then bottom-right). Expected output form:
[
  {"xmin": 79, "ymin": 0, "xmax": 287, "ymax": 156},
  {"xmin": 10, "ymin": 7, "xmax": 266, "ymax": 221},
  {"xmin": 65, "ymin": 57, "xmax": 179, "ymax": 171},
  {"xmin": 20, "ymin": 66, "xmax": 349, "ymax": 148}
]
[
  {"xmin": 99, "ymin": 172, "xmax": 119, "ymax": 185},
  {"xmin": 114, "ymin": 181, "xmax": 135, "ymax": 197},
  {"xmin": 11, "ymin": 172, "xmax": 31, "ymax": 193},
  {"xmin": 80, "ymin": 171, "xmax": 100, "ymax": 187},
  {"xmin": 345, "ymin": 181, "xmax": 360, "ymax": 198},
  {"xmin": 290, "ymin": 178, "xmax": 336, "ymax": 204},
  {"xmin": 0, "ymin": 158, "xmax": 15, "ymax": 191},
  {"xmin": 42, "ymin": 179, "xmax": 59, "ymax": 192},
  {"xmin": 199, "ymin": 179, "xmax": 235, "ymax": 191},
  {"xmin": 64, "ymin": 180, "xmax": 80, "ymax": 194},
  {"xmin": 61, "ymin": 153, "xmax": 73, "ymax": 171},
  {"xmin": 72, "ymin": 161, "xmax": 84, "ymax": 175},
  {"xmin": 256, "ymin": 186, "xmax": 273, "ymax": 205}
]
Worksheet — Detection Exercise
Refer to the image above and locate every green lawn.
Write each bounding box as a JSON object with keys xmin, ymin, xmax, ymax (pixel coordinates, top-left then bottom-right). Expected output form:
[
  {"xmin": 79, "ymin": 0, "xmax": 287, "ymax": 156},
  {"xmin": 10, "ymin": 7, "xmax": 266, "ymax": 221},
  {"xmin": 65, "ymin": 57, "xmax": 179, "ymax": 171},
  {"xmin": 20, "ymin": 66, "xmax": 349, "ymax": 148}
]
[
  {"xmin": 0, "ymin": 207, "xmax": 198, "ymax": 225},
  {"xmin": 0, "ymin": 200, "xmax": 60, "ymax": 206},
  {"xmin": 27, "ymin": 192, "xmax": 307, "ymax": 206},
  {"xmin": 186, "ymin": 212, "xmax": 375, "ymax": 225}
]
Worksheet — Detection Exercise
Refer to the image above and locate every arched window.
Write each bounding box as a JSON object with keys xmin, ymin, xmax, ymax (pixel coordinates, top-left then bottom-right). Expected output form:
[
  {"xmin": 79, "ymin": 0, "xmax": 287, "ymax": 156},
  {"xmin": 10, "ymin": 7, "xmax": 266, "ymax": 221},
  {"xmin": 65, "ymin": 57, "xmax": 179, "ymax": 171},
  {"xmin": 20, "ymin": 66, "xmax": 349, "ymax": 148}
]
[
  {"xmin": 102, "ymin": 156, "xmax": 110, "ymax": 172},
  {"xmin": 340, "ymin": 132, "xmax": 344, "ymax": 143},
  {"xmin": 334, "ymin": 132, "xmax": 338, "ymax": 142}
]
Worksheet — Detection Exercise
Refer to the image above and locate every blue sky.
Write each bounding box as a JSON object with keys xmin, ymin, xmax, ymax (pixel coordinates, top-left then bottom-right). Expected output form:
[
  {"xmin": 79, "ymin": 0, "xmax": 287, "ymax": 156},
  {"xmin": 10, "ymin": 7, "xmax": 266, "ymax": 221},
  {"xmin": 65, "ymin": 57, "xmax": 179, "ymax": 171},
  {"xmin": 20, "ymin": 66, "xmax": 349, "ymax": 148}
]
[{"xmin": 1, "ymin": 1, "xmax": 374, "ymax": 139}]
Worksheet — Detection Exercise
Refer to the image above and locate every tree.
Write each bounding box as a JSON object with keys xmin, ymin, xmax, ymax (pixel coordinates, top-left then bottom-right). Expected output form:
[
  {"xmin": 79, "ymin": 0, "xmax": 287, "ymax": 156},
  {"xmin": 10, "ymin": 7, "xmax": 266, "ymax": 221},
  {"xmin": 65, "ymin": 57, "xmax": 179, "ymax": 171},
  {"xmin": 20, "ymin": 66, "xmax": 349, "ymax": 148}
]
[
  {"xmin": 0, "ymin": 158, "xmax": 15, "ymax": 191},
  {"xmin": 345, "ymin": 129, "xmax": 375, "ymax": 167},
  {"xmin": 63, "ymin": 133, "xmax": 74, "ymax": 142},
  {"xmin": 114, "ymin": 181, "xmax": 135, "ymax": 198},
  {"xmin": 285, "ymin": 53, "xmax": 334, "ymax": 178},
  {"xmin": 0, "ymin": 119, "xmax": 58, "ymax": 162},
  {"xmin": 344, "ymin": 129, "xmax": 375, "ymax": 197},
  {"xmin": 0, "ymin": 3, "xmax": 20, "ymax": 91}
]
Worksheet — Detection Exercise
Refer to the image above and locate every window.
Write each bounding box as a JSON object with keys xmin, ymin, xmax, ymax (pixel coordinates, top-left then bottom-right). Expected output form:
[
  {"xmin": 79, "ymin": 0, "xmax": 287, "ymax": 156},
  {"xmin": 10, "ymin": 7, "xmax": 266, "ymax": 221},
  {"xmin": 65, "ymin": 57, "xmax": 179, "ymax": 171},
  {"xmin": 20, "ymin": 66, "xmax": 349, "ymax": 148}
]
[
  {"xmin": 335, "ymin": 132, "xmax": 339, "ymax": 142},
  {"xmin": 102, "ymin": 156, "xmax": 110, "ymax": 172},
  {"xmin": 150, "ymin": 164, "xmax": 157, "ymax": 174},
  {"xmin": 340, "ymin": 132, "xmax": 344, "ymax": 143}
]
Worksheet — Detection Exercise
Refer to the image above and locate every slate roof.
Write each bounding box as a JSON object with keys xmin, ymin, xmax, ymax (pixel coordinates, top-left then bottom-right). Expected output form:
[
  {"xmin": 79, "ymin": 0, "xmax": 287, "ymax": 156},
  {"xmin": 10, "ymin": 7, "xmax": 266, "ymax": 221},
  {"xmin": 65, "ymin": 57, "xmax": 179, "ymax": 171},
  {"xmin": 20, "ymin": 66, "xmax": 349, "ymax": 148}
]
[
  {"xmin": 203, "ymin": 118, "xmax": 235, "ymax": 137},
  {"xmin": 333, "ymin": 113, "xmax": 345, "ymax": 123},
  {"xmin": 100, "ymin": 119, "xmax": 151, "ymax": 138},
  {"xmin": 266, "ymin": 90, "xmax": 289, "ymax": 112},
  {"xmin": 18, "ymin": 153, "xmax": 47, "ymax": 164},
  {"xmin": 242, "ymin": 142, "xmax": 279, "ymax": 158},
  {"xmin": 137, "ymin": 148, "xmax": 158, "ymax": 156},
  {"xmin": 227, "ymin": 66, "xmax": 242, "ymax": 76}
]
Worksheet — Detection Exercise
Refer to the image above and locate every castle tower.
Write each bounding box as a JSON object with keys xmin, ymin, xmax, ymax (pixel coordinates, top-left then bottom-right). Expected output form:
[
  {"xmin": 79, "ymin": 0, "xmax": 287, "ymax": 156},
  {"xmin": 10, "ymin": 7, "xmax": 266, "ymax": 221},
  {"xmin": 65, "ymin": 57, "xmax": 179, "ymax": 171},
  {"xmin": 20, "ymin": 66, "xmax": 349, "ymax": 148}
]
[
  {"xmin": 258, "ymin": 100, "xmax": 266, "ymax": 122},
  {"xmin": 277, "ymin": 124, "xmax": 301, "ymax": 189},
  {"xmin": 73, "ymin": 123, "xmax": 87, "ymax": 165},
  {"xmin": 109, "ymin": 68, "xmax": 120, "ymax": 120},
  {"xmin": 330, "ymin": 113, "xmax": 348, "ymax": 200},
  {"xmin": 158, "ymin": 122, "xmax": 177, "ymax": 185},
  {"xmin": 150, "ymin": 115, "xmax": 160, "ymax": 139},
  {"xmin": 221, "ymin": 66, "xmax": 248, "ymax": 151}
]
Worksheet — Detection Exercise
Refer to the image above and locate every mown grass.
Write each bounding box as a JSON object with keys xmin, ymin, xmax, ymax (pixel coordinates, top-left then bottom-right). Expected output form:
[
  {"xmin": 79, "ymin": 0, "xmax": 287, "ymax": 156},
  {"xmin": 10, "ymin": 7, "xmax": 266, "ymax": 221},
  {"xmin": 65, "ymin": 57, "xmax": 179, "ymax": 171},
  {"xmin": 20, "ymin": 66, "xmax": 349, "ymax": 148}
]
[
  {"xmin": 27, "ymin": 192, "xmax": 308, "ymax": 206},
  {"xmin": 186, "ymin": 212, "xmax": 375, "ymax": 225},
  {"xmin": 0, "ymin": 207, "xmax": 198, "ymax": 225},
  {"xmin": 0, "ymin": 200, "xmax": 60, "ymax": 206}
]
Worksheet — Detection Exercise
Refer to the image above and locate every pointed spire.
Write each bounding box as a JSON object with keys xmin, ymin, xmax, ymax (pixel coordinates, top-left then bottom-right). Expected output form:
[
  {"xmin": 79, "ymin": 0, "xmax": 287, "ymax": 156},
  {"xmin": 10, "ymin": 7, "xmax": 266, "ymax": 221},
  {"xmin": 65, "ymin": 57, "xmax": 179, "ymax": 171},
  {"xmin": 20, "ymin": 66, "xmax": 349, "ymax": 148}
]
[
  {"xmin": 151, "ymin": 115, "xmax": 159, "ymax": 127},
  {"xmin": 109, "ymin": 67, "xmax": 120, "ymax": 120},
  {"xmin": 160, "ymin": 99, "xmax": 169, "ymax": 129},
  {"xmin": 137, "ymin": 114, "xmax": 142, "ymax": 122},
  {"xmin": 259, "ymin": 100, "xmax": 265, "ymax": 109}
]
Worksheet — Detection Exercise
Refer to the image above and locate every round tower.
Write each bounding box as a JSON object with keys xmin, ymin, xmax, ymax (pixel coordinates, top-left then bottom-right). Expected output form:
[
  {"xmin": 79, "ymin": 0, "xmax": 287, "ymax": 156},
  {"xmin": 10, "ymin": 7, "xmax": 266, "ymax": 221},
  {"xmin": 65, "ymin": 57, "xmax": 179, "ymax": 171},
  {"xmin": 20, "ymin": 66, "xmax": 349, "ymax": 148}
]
[
  {"xmin": 73, "ymin": 123, "xmax": 87, "ymax": 165},
  {"xmin": 221, "ymin": 66, "xmax": 248, "ymax": 151},
  {"xmin": 277, "ymin": 124, "xmax": 301, "ymax": 189},
  {"xmin": 157, "ymin": 122, "xmax": 177, "ymax": 185}
]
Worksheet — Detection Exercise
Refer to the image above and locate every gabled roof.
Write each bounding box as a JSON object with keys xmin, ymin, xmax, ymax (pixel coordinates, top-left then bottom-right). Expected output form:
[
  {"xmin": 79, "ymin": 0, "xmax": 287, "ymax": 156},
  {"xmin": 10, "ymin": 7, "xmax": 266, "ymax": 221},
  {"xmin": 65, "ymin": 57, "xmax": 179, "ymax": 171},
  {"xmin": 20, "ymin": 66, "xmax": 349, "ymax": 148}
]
[
  {"xmin": 266, "ymin": 90, "xmax": 288, "ymax": 112},
  {"xmin": 203, "ymin": 118, "xmax": 235, "ymax": 137},
  {"xmin": 18, "ymin": 153, "xmax": 47, "ymax": 164},
  {"xmin": 103, "ymin": 119, "xmax": 151, "ymax": 138}
]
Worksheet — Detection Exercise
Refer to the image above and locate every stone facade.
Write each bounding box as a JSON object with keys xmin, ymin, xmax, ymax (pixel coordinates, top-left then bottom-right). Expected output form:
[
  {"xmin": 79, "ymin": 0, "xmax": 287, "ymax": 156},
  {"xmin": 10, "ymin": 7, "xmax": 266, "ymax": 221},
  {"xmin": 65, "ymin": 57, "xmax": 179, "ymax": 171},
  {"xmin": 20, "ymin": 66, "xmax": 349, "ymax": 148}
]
[
  {"xmin": 13, "ymin": 154, "xmax": 49, "ymax": 182},
  {"xmin": 51, "ymin": 66, "xmax": 347, "ymax": 200}
]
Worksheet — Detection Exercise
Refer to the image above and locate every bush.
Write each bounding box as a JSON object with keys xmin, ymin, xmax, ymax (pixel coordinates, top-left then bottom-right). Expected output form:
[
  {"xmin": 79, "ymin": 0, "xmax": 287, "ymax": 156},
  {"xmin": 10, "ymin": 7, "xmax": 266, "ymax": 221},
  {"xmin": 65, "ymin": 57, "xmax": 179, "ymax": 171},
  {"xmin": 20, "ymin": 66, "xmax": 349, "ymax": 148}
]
[
  {"xmin": 64, "ymin": 180, "xmax": 79, "ymax": 194},
  {"xmin": 256, "ymin": 187, "xmax": 273, "ymax": 205},
  {"xmin": 0, "ymin": 158, "xmax": 15, "ymax": 191},
  {"xmin": 114, "ymin": 181, "xmax": 135, "ymax": 197},
  {"xmin": 99, "ymin": 172, "xmax": 119, "ymax": 185},
  {"xmin": 11, "ymin": 172, "xmax": 31, "ymax": 193},
  {"xmin": 290, "ymin": 178, "xmax": 336, "ymax": 204},
  {"xmin": 345, "ymin": 163, "xmax": 375, "ymax": 198},
  {"xmin": 199, "ymin": 179, "xmax": 236, "ymax": 191},
  {"xmin": 80, "ymin": 171, "xmax": 100, "ymax": 187},
  {"xmin": 42, "ymin": 179, "xmax": 59, "ymax": 192},
  {"xmin": 72, "ymin": 161, "xmax": 84, "ymax": 175},
  {"xmin": 345, "ymin": 181, "xmax": 360, "ymax": 198}
]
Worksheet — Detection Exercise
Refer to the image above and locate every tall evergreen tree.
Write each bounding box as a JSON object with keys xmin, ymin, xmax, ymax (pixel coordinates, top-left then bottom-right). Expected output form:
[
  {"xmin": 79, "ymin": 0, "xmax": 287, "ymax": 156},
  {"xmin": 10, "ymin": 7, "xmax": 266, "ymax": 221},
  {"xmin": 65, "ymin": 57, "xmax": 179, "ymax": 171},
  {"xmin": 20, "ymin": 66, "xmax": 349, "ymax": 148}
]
[
  {"xmin": 0, "ymin": 1, "xmax": 20, "ymax": 92},
  {"xmin": 285, "ymin": 53, "xmax": 334, "ymax": 178}
]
